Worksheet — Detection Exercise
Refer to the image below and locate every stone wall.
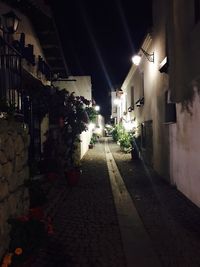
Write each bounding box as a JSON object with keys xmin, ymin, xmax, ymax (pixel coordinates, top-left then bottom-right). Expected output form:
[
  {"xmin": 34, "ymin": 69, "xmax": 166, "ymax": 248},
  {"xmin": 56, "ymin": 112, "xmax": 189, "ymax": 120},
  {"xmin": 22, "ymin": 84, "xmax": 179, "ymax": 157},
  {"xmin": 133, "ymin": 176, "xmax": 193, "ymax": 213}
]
[{"xmin": 0, "ymin": 119, "xmax": 30, "ymax": 258}]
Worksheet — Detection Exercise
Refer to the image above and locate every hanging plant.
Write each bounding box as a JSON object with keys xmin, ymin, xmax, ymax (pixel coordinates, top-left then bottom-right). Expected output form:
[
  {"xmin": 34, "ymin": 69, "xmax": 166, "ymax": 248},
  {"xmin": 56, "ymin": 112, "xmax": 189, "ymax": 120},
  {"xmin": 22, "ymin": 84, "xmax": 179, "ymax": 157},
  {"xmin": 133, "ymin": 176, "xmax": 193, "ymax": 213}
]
[
  {"xmin": 42, "ymin": 89, "xmax": 91, "ymax": 173},
  {"xmin": 85, "ymin": 106, "xmax": 98, "ymax": 122}
]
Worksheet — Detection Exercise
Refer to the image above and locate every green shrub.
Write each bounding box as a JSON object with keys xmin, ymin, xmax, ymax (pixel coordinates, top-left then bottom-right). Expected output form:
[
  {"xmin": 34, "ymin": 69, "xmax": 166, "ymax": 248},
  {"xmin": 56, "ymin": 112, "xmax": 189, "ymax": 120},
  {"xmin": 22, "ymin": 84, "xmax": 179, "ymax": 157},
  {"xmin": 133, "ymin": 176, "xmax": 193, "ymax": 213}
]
[
  {"xmin": 112, "ymin": 124, "xmax": 124, "ymax": 142},
  {"xmin": 112, "ymin": 124, "xmax": 133, "ymax": 152},
  {"xmin": 90, "ymin": 133, "xmax": 98, "ymax": 144},
  {"xmin": 119, "ymin": 131, "xmax": 132, "ymax": 152}
]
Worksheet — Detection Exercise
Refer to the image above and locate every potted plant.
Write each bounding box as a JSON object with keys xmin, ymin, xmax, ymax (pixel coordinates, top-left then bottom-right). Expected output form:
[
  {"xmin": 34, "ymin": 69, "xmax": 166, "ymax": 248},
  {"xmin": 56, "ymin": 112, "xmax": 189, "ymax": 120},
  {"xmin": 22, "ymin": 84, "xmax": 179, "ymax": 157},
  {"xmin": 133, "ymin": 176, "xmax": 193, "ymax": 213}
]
[
  {"xmin": 119, "ymin": 131, "xmax": 132, "ymax": 153},
  {"xmin": 89, "ymin": 133, "xmax": 98, "ymax": 149},
  {"xmin": 65, "ymin": 166, "xmax": 81, "ymax": 186}
]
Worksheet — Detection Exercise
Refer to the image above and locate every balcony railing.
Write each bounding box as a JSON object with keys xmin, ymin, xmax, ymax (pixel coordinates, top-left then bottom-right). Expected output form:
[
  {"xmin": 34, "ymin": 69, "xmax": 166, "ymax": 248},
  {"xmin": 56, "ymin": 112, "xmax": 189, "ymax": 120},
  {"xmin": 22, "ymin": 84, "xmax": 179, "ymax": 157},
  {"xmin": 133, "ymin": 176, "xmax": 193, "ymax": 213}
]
[{"xmin": 0, "ymin": 36, "xmax": 22, "ymax": 114}]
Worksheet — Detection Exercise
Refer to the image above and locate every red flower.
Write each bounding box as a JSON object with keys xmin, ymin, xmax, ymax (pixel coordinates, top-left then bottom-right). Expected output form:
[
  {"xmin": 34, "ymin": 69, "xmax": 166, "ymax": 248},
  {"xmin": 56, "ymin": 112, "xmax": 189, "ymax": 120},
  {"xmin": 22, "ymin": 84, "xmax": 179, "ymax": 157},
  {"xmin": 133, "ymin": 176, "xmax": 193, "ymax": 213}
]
[{"xmin": 29, "ymin": 207, "xmax": 44, "ymax": 220}]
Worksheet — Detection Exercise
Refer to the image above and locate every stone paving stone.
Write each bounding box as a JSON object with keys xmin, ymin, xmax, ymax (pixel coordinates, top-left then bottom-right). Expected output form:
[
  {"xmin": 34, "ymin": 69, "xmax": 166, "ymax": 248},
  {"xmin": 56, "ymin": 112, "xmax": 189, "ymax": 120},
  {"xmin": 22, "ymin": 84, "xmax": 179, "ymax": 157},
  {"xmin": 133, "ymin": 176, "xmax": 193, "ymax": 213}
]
[
  {"xmin": 32, "ymin": 141, "xmax": 126, "ymax": 267},
  {"xmin": 109, "ymin": 139, "xmax": 200, "ymax": 267}
]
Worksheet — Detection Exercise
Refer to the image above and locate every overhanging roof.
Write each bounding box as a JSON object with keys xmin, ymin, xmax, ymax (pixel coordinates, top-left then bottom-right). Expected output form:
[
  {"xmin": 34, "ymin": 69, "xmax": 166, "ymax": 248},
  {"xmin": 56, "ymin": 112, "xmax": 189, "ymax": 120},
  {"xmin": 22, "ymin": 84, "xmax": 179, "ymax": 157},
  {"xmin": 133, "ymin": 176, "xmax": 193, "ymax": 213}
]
[{"xmin": 1, "ymin": 0, "xmax": 69, "ymax": 78}]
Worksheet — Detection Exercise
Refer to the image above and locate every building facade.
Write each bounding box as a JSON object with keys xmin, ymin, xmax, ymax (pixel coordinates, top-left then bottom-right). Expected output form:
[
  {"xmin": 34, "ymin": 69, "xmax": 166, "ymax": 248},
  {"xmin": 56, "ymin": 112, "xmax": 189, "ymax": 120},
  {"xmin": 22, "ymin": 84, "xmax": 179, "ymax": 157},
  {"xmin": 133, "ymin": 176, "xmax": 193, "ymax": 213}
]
[{"xmin": 118, "ymin": 0, "xmax": 200, "ymax": 207}]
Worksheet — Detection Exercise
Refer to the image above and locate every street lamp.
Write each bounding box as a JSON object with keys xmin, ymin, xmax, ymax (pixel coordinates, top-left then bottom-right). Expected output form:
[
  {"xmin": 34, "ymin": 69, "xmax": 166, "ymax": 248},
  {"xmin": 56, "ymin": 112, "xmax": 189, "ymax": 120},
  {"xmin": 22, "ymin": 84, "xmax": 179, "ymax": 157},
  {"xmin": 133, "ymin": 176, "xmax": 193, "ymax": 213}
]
[
  {"xmin": 2, "ymin": 11, "xmax": 20, "ymax": 34},
  {"xmin": 132, "ymin": 55, "xmax": 141, "ymax": 66},
  {"xmin": 94, "ymin": 105, "xmax": 100, "ymax": 112},
  {"xmin": 132, "ymin": 47, "xmax": 154, "ymax": 66}
]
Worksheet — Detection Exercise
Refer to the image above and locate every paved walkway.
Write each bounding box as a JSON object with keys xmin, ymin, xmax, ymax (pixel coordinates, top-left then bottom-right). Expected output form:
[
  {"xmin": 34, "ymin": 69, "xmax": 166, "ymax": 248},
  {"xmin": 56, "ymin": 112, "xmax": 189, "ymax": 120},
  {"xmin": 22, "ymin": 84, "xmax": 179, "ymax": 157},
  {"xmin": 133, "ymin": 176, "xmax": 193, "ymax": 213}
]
[
  {"xmin": 33, "ymin": 138, "xmax": 126, "ymax": 267},
  {"xmin": 32, "ymin": 138, "xmax": 200, "ymax": 267},
  {"xmin": 109, "ymin": 138, "xmax": 200, "ymax": 267},
  {"xmin": 105, "ymin": 140, "xmax": 160, "ymax": 267}
]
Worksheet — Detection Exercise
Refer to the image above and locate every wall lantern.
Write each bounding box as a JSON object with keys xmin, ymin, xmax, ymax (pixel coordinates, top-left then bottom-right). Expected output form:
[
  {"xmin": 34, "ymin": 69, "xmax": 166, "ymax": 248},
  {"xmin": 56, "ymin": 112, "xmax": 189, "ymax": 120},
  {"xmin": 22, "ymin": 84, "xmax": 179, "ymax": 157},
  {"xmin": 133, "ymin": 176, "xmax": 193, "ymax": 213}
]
[
  {"xmin": 116, "ymin": 88, "xmax": 123, "ymax": 97},
  {"xmin": 131, "ymin": 55, "xmax": 141, "ymax": 66},
  {"xmin": 2, "ymin": 11, "xmax": 20, "ymax": 33},
  {"xmin": 132, "ymin": 48, "xmax": 154, "ymax": 65},
  {"xmin": 135, "ymin": 97, "xmax": 144, "ymax": 107},
  {"xmin": 128, "ymin": 106, "xmax": 134, "ymax": 112}
]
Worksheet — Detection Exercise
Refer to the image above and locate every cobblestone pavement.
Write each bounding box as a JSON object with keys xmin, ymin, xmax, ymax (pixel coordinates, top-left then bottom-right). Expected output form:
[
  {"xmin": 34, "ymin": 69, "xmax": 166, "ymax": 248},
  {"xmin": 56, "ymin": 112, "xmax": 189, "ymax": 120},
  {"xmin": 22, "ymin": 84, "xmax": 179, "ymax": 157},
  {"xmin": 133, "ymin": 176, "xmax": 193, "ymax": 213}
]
[
  {"xmin": 32, "ymin": 139, "xmax": 126, "ymax": 267},
  {"xmin": 31, "ymin": 138, "xmax": 200, "ymax": 267},
  {"xmin": 108, "ymin": 139, "xmax": 200, "ymax": 267}
]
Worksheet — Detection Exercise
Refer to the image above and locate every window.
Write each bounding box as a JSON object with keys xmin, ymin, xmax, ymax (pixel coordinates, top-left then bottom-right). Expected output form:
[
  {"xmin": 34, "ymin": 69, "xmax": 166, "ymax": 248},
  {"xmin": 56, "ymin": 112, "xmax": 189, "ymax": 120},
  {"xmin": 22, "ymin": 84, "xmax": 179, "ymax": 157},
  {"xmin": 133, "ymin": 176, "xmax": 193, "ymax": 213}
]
[
  {"xmin": 141, "ymin": 123, "xmax": 146, "ymax": 149},
  {"xmin": 0, "ymin": 36, "xmax": 22, "ymax": 112},
  {"xmin": 141, "ymin": 120, "xmax": 153, "ymax": 150},
  {"xmin": 131, "ymin": 86, "xmax": 134, "ymax": 110},
  {"xmin": 194, "ymin": 0, "xmax": 200, "ymax": 24},
  {"xmin": 141, "ymin": 72, "xmax": 144, "ymax": 99},
  {"xmin": 164, "ymin": 91, "xmax": 176, "ymax": 124}
]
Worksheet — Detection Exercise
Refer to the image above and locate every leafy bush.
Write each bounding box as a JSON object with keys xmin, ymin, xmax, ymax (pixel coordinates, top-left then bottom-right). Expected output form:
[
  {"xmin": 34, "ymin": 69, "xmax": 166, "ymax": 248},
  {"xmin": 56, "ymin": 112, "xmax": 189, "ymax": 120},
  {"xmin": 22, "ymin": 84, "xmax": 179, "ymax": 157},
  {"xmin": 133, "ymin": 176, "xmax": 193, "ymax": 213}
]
[
  {"xmin": 119, "ymin": 131, "xmax": 132, "ymax": 152},
  {"xmin": 90, "ymin": 133, "xmax": 98, "ymax": 144},
  {"xmin": 112, "ymin": 124, "xmax": 124, "ymax": 142},
  {"xmin": 112, "ymin": 124, "xmax": 133, "ymax": 152},
  {"xmin": 85, "ymin": 106, "xmax": 98, "ymax": 122}
]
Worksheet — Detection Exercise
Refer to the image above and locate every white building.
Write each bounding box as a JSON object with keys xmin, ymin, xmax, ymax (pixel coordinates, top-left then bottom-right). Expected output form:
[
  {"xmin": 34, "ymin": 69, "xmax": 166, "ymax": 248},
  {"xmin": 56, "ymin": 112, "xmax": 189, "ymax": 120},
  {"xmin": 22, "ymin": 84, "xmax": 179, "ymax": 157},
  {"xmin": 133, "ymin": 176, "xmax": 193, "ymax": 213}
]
[{"xmin": 119, "ymin": 0, "xmax": 200, "ymax": 208}]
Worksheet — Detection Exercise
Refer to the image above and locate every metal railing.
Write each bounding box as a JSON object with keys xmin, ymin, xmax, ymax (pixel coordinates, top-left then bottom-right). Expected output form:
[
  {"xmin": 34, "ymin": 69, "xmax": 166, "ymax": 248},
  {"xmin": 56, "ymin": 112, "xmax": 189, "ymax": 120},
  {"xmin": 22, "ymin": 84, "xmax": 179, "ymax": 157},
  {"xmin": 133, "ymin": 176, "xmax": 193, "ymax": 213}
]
[{"xmin": 0, "ymin": 36, "xmax": 22, "ymax": 113}]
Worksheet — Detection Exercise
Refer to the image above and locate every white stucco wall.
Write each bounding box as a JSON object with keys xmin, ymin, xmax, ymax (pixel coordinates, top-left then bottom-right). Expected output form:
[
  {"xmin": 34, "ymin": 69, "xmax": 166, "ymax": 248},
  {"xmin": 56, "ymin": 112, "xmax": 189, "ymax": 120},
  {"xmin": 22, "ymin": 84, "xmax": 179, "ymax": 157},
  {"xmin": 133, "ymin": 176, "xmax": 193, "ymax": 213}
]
[
  {"xmin": 170, "ymin": 88, "xmax": 200, "ymax": 207},
  {"xmin": 80, "ymin": 130, "xmax": 93, "ymax": 159},
  {"xmin": 119, "ymin": 0, "xmax": 200, "ymax": 207},
  {"xmin": 54, "ymin": 76, "xmax": 92, "ymax": 101},
  {"xmin": 168, "ymin": 1, "xmax": 200, "ymax": 207}
]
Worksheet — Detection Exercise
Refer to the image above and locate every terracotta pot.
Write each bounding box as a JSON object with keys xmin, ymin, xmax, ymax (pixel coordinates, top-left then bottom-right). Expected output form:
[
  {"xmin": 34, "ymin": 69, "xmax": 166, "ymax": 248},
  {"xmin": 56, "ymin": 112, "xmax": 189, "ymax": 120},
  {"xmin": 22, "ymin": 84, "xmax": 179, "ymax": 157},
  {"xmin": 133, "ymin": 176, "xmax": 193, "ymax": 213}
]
[
  {"xmin": 65, "ymin": 169, "xmax": 80, "ymax": 186},
  {"xmin": 89, "ymin": 144, "xmax": 94, "ymax": 149},
  {"xmin": 46, "ymin": 172, "xmax": 59, "ymax": 182},
  {"xmin": 59, "ymin": 117, "xmax": 64, "ymax": 128},
  {"xmin": 29, "ymin": 207, "xmax": 44, "ymax": 220}
]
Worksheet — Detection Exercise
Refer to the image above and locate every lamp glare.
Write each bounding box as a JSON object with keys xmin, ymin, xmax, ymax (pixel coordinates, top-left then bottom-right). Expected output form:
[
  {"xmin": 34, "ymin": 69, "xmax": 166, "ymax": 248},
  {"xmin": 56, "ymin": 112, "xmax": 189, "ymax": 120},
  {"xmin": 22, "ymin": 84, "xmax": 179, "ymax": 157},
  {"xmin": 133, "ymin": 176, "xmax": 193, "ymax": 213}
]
[{"xmin": 132, "ymin": 55, "xmax": 141, "ymax": 66}]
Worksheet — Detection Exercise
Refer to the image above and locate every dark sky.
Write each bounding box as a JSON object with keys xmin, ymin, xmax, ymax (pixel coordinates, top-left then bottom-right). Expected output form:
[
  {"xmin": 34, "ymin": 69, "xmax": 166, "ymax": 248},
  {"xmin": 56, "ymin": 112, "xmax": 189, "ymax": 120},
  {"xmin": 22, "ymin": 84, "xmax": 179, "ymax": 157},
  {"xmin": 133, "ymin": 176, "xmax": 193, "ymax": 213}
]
[{"xmin": 51, "ymin": 0, "xmax": 152, "ymax": 120}]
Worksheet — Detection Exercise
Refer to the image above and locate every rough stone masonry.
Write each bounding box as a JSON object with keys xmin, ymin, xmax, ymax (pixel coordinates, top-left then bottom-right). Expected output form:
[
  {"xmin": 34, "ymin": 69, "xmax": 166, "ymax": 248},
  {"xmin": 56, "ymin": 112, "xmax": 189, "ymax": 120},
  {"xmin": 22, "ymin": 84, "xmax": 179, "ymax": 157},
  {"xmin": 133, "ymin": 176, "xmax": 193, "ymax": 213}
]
[{"xmin": 0, "ymin": 119, "xmax": 30, "ymax": 258}]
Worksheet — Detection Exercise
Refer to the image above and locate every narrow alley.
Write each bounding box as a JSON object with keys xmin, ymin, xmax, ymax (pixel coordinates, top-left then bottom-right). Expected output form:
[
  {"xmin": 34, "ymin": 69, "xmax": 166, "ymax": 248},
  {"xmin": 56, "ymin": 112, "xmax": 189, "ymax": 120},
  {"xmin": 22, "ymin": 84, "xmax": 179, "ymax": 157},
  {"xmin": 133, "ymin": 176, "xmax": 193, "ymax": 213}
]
[
  {"xmin": 31, "ymin": 138, "xmax": 200, "ymax": 267},
  {"xmin": 1, "ymin": 1, "xmax": 200, "ymax": 267}
]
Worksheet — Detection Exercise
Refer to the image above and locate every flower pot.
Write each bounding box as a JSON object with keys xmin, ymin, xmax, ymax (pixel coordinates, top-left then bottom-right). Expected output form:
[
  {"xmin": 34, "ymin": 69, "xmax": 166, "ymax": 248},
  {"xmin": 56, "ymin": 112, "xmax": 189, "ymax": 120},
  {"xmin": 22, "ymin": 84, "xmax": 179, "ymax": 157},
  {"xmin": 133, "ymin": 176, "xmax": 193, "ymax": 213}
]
[
  {"xmin": 59, "ymin": 117, "xmax": 64, "ymax": 128},
  {"xmin": 29, "ymin": 207, "xmax": 44, "ymax": 220},
  {"xmin": 46, "ymin": 172, "xmax": 59, "ymax": 182},
  {"xmin": 65, "ymin": 169, "xmax": 80, "ymax": 186},
  {"xmin": 131, "ymin": 147, "xmax": 139, "ymax": 160},
  {"xmin": 89, "ymin": 144, "xmax": 94, "ymax": 149}
]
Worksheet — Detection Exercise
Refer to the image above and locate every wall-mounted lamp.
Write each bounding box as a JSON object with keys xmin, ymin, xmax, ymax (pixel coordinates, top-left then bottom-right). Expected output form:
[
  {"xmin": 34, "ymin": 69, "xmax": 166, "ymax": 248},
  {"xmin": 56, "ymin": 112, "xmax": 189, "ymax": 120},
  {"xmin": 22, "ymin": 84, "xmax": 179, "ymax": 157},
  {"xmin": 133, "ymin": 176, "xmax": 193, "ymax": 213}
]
[
  {"xmin": 132, "ymin": 47, "xmax": 154, "ymax": 65},
  {"xmin": 128, "ymin": 106, "xmax": 134, "ymax": 112},
  {"xmin": 135, "ymin": 97, "xmax": 144, "ymax": 107},
  {"xmin": 141, "ymin": 48, "xmax": 154, "ymax": 62},
  {"xmin": 1, "ymin": 11, "xmax": 20, "ymax": 34}
]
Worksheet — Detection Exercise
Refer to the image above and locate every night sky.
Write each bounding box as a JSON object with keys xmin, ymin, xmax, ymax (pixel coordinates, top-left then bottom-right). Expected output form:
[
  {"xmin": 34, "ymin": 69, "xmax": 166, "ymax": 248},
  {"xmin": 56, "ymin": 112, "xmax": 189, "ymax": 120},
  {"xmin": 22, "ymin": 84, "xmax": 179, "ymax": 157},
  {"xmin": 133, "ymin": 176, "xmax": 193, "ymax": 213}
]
[{"xmin": 50, "ymin": 0, "xmax": 152, "ymax": 120}]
